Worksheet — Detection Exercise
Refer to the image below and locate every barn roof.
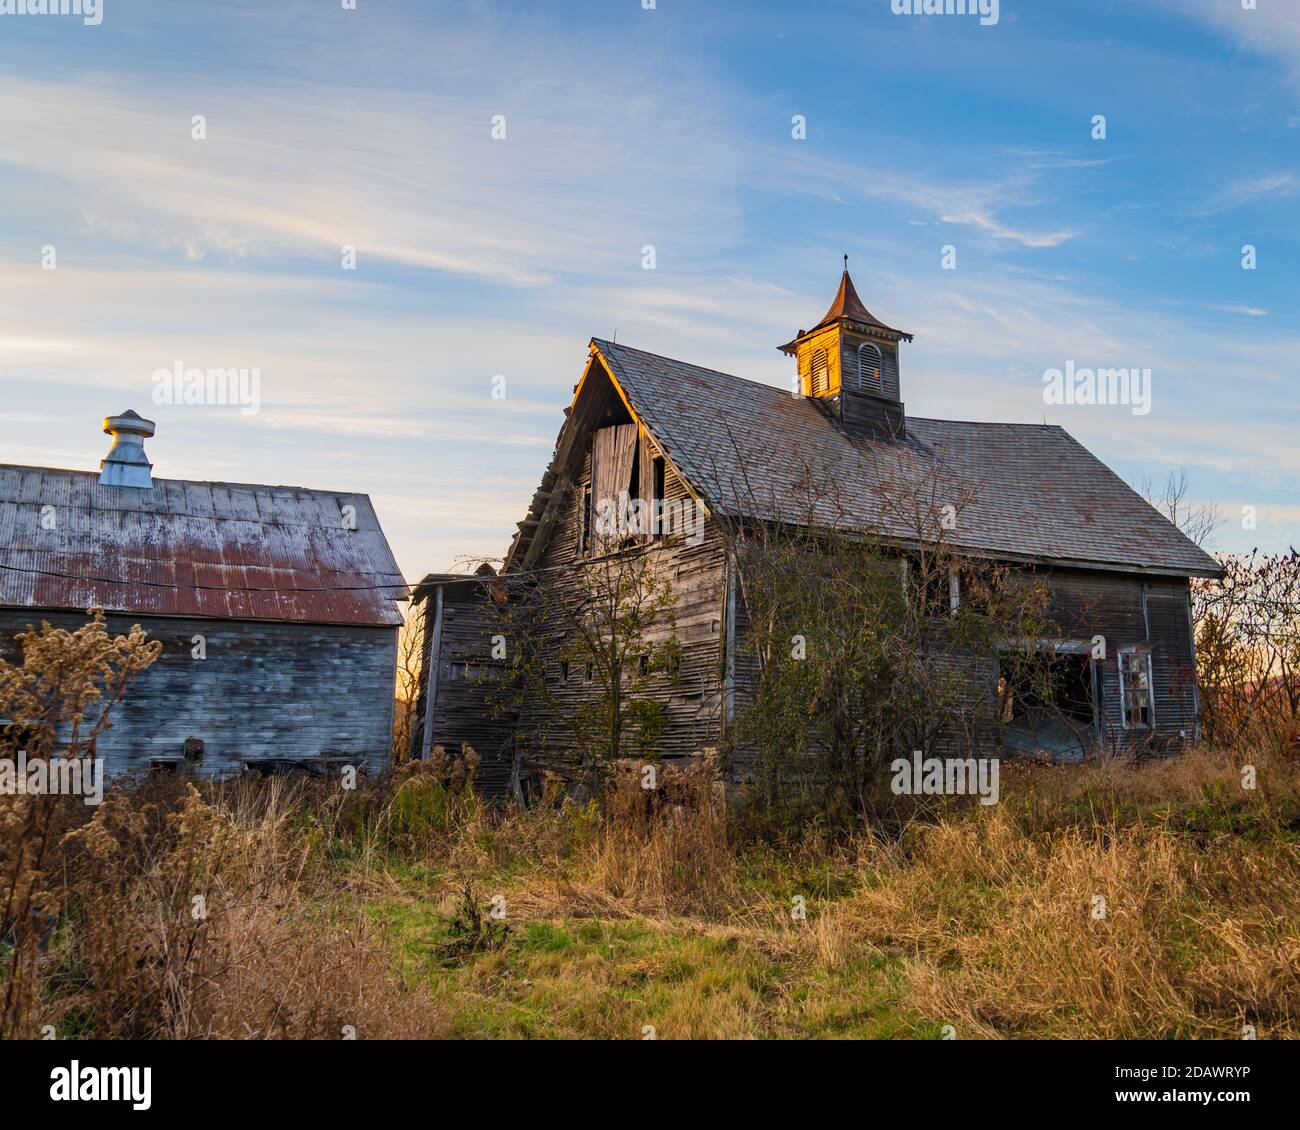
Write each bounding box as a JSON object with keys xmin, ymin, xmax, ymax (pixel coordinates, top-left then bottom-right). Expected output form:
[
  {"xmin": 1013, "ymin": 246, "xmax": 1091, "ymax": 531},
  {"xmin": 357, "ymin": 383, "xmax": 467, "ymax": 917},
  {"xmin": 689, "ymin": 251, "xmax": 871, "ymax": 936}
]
[
  {"xmin": 0, "ymin": 465, "xmax": 406, "ymax": 626},
  {"xmin": 558, "ymin": 340, "xmax": 1220, "ymax": 578}
]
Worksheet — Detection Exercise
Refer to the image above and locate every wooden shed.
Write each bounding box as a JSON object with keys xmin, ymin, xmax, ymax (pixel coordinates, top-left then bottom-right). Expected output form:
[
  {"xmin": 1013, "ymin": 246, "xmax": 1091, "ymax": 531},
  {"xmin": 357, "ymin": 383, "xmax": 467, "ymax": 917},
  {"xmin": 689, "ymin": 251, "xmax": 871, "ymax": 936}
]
[{"xmin": 0, "ymin": 410, "xmax": 407, "ymax": 777}]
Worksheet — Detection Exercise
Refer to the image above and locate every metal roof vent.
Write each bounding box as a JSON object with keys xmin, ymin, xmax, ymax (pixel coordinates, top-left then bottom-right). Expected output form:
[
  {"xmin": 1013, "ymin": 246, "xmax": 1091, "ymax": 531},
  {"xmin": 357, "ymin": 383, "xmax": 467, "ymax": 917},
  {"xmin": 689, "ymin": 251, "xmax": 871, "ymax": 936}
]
[{"xmin": 99, "ymin": 409, "xmax": 156, "ymax": 488}]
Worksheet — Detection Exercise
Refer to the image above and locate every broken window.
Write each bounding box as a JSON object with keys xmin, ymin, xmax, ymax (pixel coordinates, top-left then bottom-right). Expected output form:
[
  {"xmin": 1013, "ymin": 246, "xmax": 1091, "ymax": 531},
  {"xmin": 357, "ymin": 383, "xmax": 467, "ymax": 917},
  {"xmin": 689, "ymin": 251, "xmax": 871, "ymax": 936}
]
[
  {"xmin": 1119, "ymin": 648, "xmax": 1153, "ymax": 728},
  {"xmin": 904, "ymin": 557, "xmax": 955, "ymax": 620},
  {"xmin": 578, "ymin": 483, "xmax": 592, "ymax": 554},
  {"xmin": 998, "ymin": 649, "xmax": 1097, "ymax": 760},
  {"xmin": 951, "ymin": 562, "xmax": 1007, "ymax": 617}
]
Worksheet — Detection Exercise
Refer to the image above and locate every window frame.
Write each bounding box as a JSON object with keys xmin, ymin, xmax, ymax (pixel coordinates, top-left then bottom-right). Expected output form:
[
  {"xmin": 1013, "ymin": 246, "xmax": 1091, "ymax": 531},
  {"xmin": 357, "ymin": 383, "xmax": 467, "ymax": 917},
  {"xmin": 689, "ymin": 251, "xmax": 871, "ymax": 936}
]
[
  {"xmin": 1118, "ymin": 647, "xmax": 1154, "ymax": 730},
  {"xmin": 810, "ymin": 348, "xmax": 830, "ymax": 397},
  {"xmin": 855, "ymin": 341, "xmax": 883, "ymax": 395},
  {"xmin": 902, "ymin": 557, "xmax": 957, "ymax": 622}
]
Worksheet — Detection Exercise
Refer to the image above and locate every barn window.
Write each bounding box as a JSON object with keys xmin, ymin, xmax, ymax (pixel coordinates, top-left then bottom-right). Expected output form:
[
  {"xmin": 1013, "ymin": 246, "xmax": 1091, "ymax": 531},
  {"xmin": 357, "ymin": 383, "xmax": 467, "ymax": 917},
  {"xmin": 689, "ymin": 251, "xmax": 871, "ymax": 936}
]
[
  {"xmin": 559, "ymin": 661, "xmax": 570, "ymax": 683},
  {"xmin": 856, "ymin": 342, "xmax": 883, "ymax": 394},
  {"xmin": 951, "ymin": 563, "xmax": 1006, "ymax": 617},
  {"xmin": 578, "ymin": 484, "xmax": 592, "ymax": 554},
  {"xmin": 810, "ymin": 349, "xmax": 830, "ymax": 397},
  {"xmin": 1118, "ymin": 648, "xmax": 1153, "ymax": 728},
  {"xmin": 589, "ymin": 423, "xmax": 639, "ymax": 552},
  {"xmin": 904, "ymin": 558, "xmax": 954, "ymax": 620}
]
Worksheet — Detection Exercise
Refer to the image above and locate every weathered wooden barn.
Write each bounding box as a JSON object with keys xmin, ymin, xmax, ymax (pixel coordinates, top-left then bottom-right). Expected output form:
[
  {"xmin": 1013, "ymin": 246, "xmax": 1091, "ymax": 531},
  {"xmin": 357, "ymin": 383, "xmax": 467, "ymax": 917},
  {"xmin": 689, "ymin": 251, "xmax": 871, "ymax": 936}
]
[
  {"xmin": 0, "ymin": 410, "xmax": 407, "ymax": 776},
  {"xmin": 412, "ymin": 271, "xmax": 1222, "ymax": 795}
]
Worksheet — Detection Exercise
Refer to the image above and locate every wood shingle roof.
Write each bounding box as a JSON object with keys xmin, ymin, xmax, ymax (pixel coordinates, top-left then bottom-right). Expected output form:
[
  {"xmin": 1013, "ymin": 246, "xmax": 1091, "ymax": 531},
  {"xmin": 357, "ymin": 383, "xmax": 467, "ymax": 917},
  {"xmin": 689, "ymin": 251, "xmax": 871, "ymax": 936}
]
[{"xmin": 589, "ymin": 339, "xmax": 1221, "ymax": 578}]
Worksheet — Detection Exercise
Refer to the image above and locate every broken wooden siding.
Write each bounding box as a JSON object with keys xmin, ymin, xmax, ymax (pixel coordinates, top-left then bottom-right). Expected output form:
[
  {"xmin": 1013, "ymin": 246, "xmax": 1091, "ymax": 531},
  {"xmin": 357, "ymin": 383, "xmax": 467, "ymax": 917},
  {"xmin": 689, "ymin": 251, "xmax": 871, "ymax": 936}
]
[
  {"xmin": 1042, "ymin": 568, "xmax": 1197, "ymax": 752},
  {"xmin": 0, "ymin": 609, "xmax": 397, "ymax": 776},
  {"xmin": 512, "ymin": 449, "xmax": 727, "ymax": 787}
]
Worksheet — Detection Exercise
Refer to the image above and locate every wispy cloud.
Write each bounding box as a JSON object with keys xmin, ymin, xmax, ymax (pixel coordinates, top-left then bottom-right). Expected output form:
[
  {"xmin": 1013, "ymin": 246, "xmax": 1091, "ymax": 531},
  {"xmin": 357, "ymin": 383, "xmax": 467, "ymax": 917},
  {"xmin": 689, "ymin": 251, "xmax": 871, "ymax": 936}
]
[
  {"xmin": 1193, "ymin": 172, "xmax": 1299, "ymax": 217},
  {"xmin": 774, "ymin": 149, "xmax": 1080, "ymax": 249},
  {"xmin": 1206, "ymin": 303, "xmax": 1269, "ymax": 317}
]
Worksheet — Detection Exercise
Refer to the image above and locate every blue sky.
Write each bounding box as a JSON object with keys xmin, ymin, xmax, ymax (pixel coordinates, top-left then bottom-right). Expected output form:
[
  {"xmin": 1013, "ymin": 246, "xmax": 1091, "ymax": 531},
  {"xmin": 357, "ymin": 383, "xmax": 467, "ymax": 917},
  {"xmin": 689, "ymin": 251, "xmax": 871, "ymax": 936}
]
[{"xmin": 1, "ymin": 0, "xmax": 1296, "ymax": 578}]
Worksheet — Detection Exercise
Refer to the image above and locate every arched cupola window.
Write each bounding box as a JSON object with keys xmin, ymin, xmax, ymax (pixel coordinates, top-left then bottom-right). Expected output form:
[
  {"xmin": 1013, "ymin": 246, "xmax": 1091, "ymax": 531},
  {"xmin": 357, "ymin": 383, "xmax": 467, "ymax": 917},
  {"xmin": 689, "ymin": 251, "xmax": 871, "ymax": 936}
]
[
  {"xmin": 810, "ymin": 349, "xmax": 830, "ymax": 397},
  {"xmin": 856, "ymin": 342, "xmax": 883, "ymax": 394}
]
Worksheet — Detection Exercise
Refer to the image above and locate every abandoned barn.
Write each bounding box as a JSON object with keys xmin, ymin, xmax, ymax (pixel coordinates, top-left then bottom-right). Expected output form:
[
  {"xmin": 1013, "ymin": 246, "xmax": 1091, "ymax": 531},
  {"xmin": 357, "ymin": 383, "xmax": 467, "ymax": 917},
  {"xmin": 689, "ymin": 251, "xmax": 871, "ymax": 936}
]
[
  {"xmin": 0, "ymin": 410, "xmax": 407, "ymax": 776},
  {"xmin": 412, "ymin": 270, "xmax": 1223, "ymax": 796}
]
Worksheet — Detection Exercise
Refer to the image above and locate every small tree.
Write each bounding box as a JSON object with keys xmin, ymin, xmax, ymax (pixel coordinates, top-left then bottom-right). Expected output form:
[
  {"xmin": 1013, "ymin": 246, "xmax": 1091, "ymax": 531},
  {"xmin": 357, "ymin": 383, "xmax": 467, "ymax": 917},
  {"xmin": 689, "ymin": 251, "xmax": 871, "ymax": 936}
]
[
  {"xmin": 1194, "ymin": 549, "xmax": 1300, "ymax": 744},
  {"xmin": 483, "ymin": 517, "xmax": 680, "ymax": 800},
  {"xmin": 391, "ymin": 603, "xmax": 426, "ymax": 765},
  {"xmin": 709, "ymin": 448, "xmax": 1056, "ymax": 828}
]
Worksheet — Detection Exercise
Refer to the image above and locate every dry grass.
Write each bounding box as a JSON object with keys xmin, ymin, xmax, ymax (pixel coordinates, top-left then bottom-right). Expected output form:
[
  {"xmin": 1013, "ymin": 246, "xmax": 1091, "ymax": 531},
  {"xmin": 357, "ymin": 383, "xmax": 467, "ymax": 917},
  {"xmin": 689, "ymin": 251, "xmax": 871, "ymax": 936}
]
[
  {"xmin": 5, "ymin": 740, "xmax": 1298, "ymax": 1040},
  {"xmin": 5, "ymin": 775, "xmax": 447, "ymax": 1039}
]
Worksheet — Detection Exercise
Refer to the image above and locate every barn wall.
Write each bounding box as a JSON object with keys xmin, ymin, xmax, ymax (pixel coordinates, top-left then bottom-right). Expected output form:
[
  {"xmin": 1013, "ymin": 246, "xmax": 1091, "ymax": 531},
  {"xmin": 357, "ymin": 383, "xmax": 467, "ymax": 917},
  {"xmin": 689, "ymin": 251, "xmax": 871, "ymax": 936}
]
[
  {"xmin": 1042, "ymin": 567, "xmax": 1198, "ymax": 753},
  {"xmin": 0, "ymin": 608, "xmax": 397, "ymax": 776},
  {"xmin": 511, "ymin": 451, "xmax": 728, "ymax": 790},
  {"xmin": 413, "ymin": 584, "xmax": 518, "ymax": 797},
  {"xmin": 724, "ymin": 563, "xmax": 1201, "ymax": 770},
  {"xmin": 416, "ymin": 457, "xmax": 730, "ymax": 797}
]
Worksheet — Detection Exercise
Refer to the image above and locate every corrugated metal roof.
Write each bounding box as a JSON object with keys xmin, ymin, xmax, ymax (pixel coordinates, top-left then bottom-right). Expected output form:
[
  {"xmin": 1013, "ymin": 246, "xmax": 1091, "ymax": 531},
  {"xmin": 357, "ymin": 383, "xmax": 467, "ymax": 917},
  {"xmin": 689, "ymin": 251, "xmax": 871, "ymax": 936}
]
[
  {"xmin": 0, "ymin": 465, "xmax": 406, "ymax": 626},
  {"xmin": 510, "ymin": 340, "xmax": 1221, "ymax": 578}
]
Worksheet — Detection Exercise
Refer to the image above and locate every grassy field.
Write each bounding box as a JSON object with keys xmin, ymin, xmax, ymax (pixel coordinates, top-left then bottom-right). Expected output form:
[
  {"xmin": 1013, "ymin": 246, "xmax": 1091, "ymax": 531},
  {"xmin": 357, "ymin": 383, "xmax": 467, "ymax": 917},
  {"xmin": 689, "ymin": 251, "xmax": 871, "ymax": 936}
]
[{"xmin": 7, "ymin": 742, "xmax": 1299, "ymax": 1040}]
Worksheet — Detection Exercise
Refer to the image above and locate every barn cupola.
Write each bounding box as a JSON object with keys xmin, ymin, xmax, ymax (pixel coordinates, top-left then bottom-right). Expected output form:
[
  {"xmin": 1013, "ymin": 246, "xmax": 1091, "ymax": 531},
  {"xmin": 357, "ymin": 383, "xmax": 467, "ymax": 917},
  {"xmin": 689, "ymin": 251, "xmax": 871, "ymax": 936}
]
[{"xmin": 779, "ymin": 260, "xmax": 913, "ymax": 439}]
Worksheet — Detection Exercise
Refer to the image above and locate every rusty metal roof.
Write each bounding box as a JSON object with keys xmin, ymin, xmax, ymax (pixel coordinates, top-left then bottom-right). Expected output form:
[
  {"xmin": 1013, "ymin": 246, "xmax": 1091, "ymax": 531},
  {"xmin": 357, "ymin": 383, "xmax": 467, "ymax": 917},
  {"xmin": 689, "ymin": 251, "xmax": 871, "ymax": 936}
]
[{"xmin": 0, "ymin": 465, "xmax": 406, "ymax": 626}]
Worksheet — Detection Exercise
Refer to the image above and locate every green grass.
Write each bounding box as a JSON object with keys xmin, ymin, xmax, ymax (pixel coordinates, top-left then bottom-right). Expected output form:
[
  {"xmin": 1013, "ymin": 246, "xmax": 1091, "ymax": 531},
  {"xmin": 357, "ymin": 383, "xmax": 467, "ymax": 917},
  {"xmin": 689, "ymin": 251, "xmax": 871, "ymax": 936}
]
[{"xmin": 326, "ymin": 853, "xmax": 921, "ymax": 1040}]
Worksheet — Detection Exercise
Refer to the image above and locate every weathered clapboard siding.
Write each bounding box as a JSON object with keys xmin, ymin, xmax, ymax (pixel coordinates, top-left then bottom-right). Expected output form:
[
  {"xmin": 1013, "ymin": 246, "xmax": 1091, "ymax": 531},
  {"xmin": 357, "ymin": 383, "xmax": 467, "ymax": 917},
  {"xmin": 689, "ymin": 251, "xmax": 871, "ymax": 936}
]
[
  {"xmin": 0, "ymin": 609, "xmax": 397, "ymax": 776},
  {"xmin": 514, "ymin": 450, "xmax": 728, "ymax": 785},
  {"xmin": 722, "ymin": 563, "xmax": 1199, "ymax": 772},
  {"xmin": 1039, "ymin": 568, "xmax": 1196, "ymax": 753},
  {"xmin": 1145, "ymin": 579, "xmax": 1198, "ymax": 739},
  {"xmin": 412, "ymin": 583, "xmax": 517, "ymax": 796}
]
